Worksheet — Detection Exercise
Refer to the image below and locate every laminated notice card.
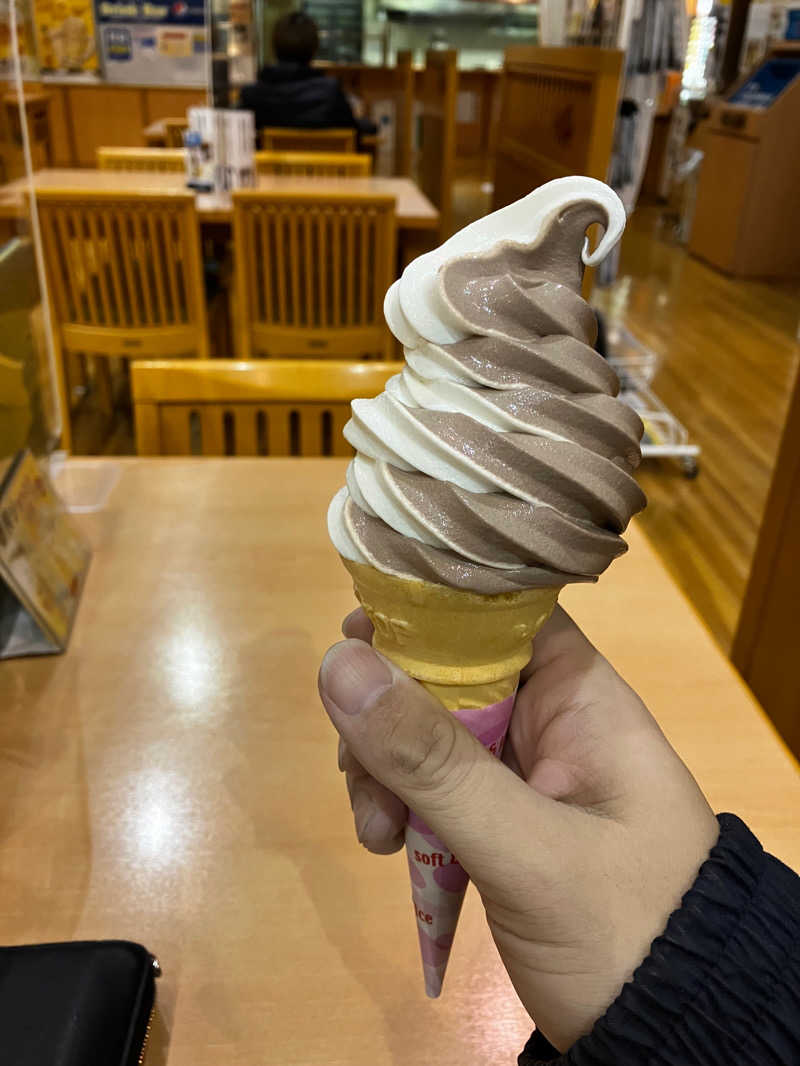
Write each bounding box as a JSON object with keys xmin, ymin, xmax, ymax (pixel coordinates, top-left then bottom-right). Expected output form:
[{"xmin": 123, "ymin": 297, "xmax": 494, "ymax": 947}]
[{"xmin": 0, "ymin": 450, "xmax": 91, "ymax": 659}]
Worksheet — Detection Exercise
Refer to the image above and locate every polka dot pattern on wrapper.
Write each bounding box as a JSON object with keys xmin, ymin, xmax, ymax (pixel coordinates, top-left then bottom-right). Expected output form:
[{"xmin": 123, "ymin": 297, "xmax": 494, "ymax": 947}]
[{"xmin": 402, "ymin": 692, "xmax": 516, "ymax": 996}]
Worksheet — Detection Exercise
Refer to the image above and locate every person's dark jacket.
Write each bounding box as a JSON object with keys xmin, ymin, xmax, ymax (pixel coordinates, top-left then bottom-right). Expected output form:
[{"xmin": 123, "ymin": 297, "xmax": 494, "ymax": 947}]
[
  {"xmin": 520, "ymin": 814, "xmax": 800, "ymax": 1064},
  {"xmin": 239, "ymin": 62, "xmax": 358, "ymax": 133}
]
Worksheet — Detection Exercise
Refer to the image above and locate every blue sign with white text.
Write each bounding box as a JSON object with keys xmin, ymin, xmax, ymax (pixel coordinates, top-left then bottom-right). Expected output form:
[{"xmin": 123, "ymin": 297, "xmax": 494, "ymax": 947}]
[
  {"xmin": 729, "ymin": 58, "xmax": 800, "ymax": 109},
  {"xmin": 95, "ymin": 0, "xmax": 207, "ymax": 83}
]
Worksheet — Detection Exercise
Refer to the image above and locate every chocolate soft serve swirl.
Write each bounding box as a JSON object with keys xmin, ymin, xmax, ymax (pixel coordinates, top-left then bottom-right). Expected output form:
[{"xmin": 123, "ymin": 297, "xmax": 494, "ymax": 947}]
[{"xmin": 329, "ymin": 177, "xmax": 646, "ymax": 595}]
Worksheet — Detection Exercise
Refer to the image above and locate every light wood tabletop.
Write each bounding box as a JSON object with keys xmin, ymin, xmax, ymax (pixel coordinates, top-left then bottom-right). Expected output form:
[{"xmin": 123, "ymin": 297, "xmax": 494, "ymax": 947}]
[
  {"xmin": 2, "ymin": 458, "xmax": 798, "ymax": 1065},
  {"xmin": 0, "ymin": 169, "xmax": 440, "ymax": 230}
]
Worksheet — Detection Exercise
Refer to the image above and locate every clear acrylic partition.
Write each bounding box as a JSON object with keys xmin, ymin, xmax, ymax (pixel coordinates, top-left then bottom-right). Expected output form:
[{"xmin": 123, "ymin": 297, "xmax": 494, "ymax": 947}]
[
  {"xmin": 208, "ymin": 0, "xmax": 257, "ymax": 104},
  {"xmin": 0, "ymin": 0, "xmax": 62, "ymax": 465}
]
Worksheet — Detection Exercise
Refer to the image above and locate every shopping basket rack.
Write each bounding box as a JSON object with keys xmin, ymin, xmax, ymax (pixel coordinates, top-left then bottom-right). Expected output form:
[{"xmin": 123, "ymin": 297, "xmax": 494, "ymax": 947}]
[{"xmin": 605, "ymin": 323, "xmax": 700, "ymax": 478}]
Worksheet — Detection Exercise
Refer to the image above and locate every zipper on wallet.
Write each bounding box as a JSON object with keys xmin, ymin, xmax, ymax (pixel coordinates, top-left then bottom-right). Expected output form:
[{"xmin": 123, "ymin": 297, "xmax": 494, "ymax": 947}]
[
  {"xmin": 137, "ymin": 955, "xmax": 162, "ymax": 1066},
  {"xmin": 137, "ymin": 1005, "xmax": 155, "ymax": 1066}
]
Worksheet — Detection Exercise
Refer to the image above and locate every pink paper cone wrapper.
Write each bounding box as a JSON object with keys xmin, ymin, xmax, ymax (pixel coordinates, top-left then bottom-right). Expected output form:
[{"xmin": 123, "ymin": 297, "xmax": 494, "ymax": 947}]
[{"xmin": 405, "ymin": 692, "xmax": 516, "ymax": 997}]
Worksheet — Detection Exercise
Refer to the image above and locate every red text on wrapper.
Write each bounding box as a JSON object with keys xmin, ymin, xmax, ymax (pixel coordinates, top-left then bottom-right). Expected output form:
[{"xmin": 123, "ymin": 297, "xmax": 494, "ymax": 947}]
[{"xmin": 413, "ymin": 850, "xmax": 461, "ymax": 867}]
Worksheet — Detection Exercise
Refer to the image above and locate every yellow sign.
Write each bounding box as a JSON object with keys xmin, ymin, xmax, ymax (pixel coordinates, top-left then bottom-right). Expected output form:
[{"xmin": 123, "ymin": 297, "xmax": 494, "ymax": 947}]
[
  {"xmin": 0, "ymin": 0, "xmax": 39, "ymax": 78},
  {"xmin": 0, "ymin": 450, "xmax": 91, "ymax": 657},
  {"xmin": 32, "ymin": 0, "xmax": 98, "ymax": 74}
]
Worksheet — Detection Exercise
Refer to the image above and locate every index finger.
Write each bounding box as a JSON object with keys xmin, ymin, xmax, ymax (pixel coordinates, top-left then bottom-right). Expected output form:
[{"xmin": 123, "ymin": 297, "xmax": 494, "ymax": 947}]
[
  {"xmin": 342, "ymin": 607, "xmax": 374, "ymax": 643},
  {"xmin": 519, "ymin": 604, "xmax": 597, "ymax": 683}
]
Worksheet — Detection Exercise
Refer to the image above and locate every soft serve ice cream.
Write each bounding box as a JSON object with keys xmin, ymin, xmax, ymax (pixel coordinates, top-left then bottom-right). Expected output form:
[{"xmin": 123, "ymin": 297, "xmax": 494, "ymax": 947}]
[
  {"xmin": 327, "ymin": 176, "xmax": 648, "ymax": 999},
  {"xmin": 329, "ymin": 177, "xmax": 646, "ymax": 595}
]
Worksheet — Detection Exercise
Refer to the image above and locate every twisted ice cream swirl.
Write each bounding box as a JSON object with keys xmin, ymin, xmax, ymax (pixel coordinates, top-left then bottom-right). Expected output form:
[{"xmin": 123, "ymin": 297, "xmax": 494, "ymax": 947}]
[{"xmin": 329, "ymin": 177, "xmax": 646, "ymax": 595}]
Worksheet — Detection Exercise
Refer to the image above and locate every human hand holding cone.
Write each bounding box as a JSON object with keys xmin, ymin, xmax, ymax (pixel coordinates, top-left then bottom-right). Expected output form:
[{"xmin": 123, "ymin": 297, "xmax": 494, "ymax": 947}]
[
  {"xmin": 327, "ymin": 177, "xmax": 645, "ymax": 996},
  {"xmin": 344, "ymin": 558, "xmax": 558, "ymax": 996}
]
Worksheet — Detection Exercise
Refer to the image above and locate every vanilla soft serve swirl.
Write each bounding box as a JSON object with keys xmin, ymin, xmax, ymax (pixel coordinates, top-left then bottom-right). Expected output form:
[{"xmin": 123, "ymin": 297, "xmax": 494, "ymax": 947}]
[{"xmin": 328, "ymin": 177, "xmax": 646, "ymax": 595}]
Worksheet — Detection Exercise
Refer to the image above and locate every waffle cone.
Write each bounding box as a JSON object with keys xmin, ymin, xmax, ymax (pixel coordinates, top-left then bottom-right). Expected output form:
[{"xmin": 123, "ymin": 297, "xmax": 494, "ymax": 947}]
[
  {"xmin": 342, "ymin": 558, "xmax": 559, "ymax": 708},
  {"xmin": 342, "ymin": 558, "xmax": 560, "ymax": 996}
]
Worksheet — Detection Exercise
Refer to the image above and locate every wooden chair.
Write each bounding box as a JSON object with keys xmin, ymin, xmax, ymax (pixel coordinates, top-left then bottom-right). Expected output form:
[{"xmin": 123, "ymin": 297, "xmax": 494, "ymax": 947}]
[
  {"xmin": 97, "ymin": 147, "xmax": 186, "ymax": 172},
  {"xmin": 492, "ymin": 47, "xmax": 623, "ymax": 209},
  {"xmin": 260, "ymin": 127, "xmax": 356, "ymax": 153},
  {"xmin": 232, "ymin": 190, "xmax": 396, "ymax": 360},
  {"xmin": 2, "ymin": 90, "xmax": 52, "ymax": 182},
  {"xmin": 255, "ymin": 150, "xmax": 371, "ymax": 176},
  {"xmin": 394, "ymin": 51, "xmax": 415, "ymax": 177},
  {"xmin": 417, "ymin": 50, "xmax": 458, "ymax": 238},
  {"xmin": 328, "ymin": 53, "xmax": 415, "ymax": 175},
  {"xmin": 37, "ymin": 189, "xmax": 209, "ymax": 450},
  {"xmin": 164, "ymin": 118, "xmax": 189, "ymax": 148},
  {"xmin": 131, "ymin": 358, "xmax": 404, "ymax": 456}
]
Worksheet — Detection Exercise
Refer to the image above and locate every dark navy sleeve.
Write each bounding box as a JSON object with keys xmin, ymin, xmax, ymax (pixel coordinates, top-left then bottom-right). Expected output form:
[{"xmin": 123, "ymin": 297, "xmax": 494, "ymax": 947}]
[
  {"xmin": 329, "ymin": 82, "xmax": 359, "ymax": 129},
  {"xmin": 519, "ymin": 814, "xmax": 800, "ymax": 1065}
]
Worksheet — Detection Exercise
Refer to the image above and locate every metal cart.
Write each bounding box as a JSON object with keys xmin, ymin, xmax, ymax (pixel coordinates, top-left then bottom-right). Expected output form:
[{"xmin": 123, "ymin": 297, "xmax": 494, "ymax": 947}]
[{"xmin": 605, "ymin": 323, "xmax": 700, "ymax": 478}]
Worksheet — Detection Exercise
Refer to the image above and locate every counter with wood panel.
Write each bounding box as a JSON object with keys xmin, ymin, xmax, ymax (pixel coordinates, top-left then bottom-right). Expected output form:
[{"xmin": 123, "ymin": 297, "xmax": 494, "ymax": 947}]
[{"xmin": 14, "ymin": 82, "xmax": 207, "ymax": 168}]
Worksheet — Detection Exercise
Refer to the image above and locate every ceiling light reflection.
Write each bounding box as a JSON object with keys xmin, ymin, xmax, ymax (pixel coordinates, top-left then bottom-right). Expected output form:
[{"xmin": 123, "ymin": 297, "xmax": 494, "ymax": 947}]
[
  {"xmin": 127, "ymin": 768, "xmax": 197, "ymax": 869},
  {"xmin": 163, "ymin": 617, "xmax": 220, "ymax": 717}
]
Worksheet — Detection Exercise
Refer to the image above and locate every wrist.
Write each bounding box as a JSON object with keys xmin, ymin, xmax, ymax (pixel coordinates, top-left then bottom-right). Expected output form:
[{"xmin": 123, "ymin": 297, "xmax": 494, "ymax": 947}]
[
  {"xmin": 520, "ymin": 800, "xmax": 719, "ymax": 1051},
  {"xmin": 528, "ymin": 814, "xmax": 782, "ymax": 1066}
]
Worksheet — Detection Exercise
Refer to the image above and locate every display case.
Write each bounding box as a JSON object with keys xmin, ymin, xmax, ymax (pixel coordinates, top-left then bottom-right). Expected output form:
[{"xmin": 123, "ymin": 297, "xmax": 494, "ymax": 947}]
[
  {"xmin": 689, "ymin": 46, "xmax": 800, "ymax": 276},
  {"xmin": 367, "ymin": 0, "xmax": 538, "ymax": 69}
]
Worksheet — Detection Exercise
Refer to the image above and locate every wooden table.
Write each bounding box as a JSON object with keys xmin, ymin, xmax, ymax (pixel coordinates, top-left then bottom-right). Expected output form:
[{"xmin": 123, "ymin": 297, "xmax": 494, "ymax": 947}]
[
  {"xmin": 2, "ymin": 458, "xmax": 798, "ymax": 1065},
  {"xmin": 0, "ymin": 168, "xmax": 439, "ymax": 232}
]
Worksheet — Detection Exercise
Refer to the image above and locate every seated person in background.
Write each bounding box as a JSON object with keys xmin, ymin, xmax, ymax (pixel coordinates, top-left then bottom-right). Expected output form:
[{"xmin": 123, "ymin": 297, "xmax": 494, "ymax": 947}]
[{"xmin": 238, "ymin": 13, "xmax": 375, "ymax": 141}]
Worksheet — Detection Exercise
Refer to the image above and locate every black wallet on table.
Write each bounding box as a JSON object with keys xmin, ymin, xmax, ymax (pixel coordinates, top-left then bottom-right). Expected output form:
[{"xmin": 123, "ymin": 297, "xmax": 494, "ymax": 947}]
[{"xmin": 0, "ymin": 940, "xmax": 160, "ymax": 1065}]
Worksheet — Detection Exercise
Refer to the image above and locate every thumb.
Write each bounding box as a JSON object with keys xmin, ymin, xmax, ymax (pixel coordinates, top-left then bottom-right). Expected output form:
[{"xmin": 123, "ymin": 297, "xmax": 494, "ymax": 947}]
[{"xmin": 318, "ymin": 639, "xmax": 572, "ymax": 902}]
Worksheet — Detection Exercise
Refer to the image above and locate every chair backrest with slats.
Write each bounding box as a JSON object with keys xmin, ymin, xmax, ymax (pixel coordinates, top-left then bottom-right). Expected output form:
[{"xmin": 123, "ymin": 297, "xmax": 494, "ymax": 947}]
[
  {"xmin": 255, "ymin": 150, "xmax": 371, "ymax": 176},
  {"xmin": 417, "ymin": 49, "xmax": 458, "ymax": 239},
  {"xmin": 260, "ymin": 127, "xmax": 356, "ymax": 153},
  {"xmin": 326, "ymin": 54, "xmax": 415, "ymax": 175},
  {"xmin": 394, "ymin": 51, "xmax": 415, "ymax": 177},
  {"xmin": 132, "ymin": 358, "xmax": 404, "ymax": 456},
  {"xmin": 492, "ymin": 47, "xmax": 623, "ymax": 211},
  {"xmin": 232, "ymin": 190, "xmax": 396, "ymax": 360},
  {"xmin": 164, "ymin": 118, "xmax": 188, "ymax": 147},
  {"xmin": 97, "ymin": 147, "xmax": 187, "ymax": 172},
  {"xmin": 36, "ymin": 189, "xmax": 208, "ymax": 359}
]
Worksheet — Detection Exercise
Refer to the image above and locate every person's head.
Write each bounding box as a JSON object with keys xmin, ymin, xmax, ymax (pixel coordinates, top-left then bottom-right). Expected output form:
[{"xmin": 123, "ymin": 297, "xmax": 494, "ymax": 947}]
[{"xmin": 272, "ymin": 12, "xmax": 319, "ymax": 65}]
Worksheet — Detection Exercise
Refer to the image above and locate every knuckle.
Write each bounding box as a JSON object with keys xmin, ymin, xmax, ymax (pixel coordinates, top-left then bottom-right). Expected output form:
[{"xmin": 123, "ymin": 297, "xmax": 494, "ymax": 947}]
[
  {"xmin": 367, "ymin": 834, "xmax": 406, "ymax": 856},
  {"xmin": 374, "ymin": 686, "xmax": 463, "ymax": 788},
  {"xmin": 391, "ymin": 715, "xmax": 458, "ymax": 784}
]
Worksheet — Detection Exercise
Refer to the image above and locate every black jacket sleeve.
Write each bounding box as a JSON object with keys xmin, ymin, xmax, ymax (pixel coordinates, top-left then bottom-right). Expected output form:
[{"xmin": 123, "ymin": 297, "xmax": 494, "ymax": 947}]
[
  {"xmin": 520, "ymin": 814, "xmax": 800, "ymax": 1066},
  {"xmin": 328, "ymin": 83, "xmax": 359, "ymax": 129}
]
